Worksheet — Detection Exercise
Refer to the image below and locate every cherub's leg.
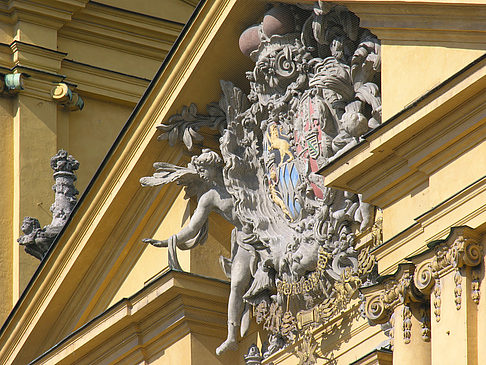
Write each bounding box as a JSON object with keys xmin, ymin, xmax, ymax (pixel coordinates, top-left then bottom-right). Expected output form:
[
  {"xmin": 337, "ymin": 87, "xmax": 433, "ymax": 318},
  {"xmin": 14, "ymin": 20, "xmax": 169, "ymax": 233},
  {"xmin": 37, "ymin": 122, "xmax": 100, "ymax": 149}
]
[{"xmin": 216, "ymin": 247, "xmax": 252, "ymax": 355}]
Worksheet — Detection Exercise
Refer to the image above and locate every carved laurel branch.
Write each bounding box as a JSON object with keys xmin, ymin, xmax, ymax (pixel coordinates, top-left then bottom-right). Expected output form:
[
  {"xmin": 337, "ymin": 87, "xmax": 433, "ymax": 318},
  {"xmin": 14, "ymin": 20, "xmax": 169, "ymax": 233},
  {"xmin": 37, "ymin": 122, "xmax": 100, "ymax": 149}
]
[{"xmin": 157, "ymin": 102, "xmax": 227, "ymax": 151}]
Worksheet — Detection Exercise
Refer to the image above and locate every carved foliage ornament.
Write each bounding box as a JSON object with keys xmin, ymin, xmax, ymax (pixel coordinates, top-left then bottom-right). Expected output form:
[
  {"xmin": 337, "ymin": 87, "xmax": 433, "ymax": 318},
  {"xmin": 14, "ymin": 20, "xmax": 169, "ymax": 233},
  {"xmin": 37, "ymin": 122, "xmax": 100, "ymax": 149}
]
[
  {"xmin": 141, "ymin": 3, "xmax": 381, "ymax": 357},
  {"xmin": 363, "ymin": 227, "xmax": 483, "ymax": 346},
  {"xmin": 413, "ymin": 229, "xmax": 483, "ymax": 321}
]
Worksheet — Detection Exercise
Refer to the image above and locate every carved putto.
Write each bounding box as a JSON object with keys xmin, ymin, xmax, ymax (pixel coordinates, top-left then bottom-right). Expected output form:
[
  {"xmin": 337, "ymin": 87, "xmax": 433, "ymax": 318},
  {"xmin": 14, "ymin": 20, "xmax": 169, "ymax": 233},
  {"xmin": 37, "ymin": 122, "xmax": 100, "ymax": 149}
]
[
  {"xmin": 142, "ymin": 2, "xmax": 381, "ymax": 358},
  {"xmin": 18, "ymin": 150, "xmax": 79, "ymax": 260}
]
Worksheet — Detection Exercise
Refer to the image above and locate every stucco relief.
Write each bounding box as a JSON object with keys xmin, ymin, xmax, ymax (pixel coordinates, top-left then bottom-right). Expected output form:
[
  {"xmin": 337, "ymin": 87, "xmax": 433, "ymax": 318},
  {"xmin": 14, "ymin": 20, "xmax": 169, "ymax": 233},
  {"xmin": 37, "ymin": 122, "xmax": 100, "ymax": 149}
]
[{"xmin": 142, "ymin": 2, "xmax": 381, "ymax": 359}]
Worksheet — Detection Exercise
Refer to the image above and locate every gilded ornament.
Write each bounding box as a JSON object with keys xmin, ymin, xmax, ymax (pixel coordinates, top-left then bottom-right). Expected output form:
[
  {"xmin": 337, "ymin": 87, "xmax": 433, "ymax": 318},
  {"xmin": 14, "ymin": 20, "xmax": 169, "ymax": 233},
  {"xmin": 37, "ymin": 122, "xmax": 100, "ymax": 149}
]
[
  {"xmin": 281, "ymin": 311, "xmax": 298, "ymax": 341},
  {"xmin": 472, "ymin": 267, "xmax": 481, "ymax": 305},
  {"xmin": 402, "ymin": 304, "xmax": 412, "ymax": 344},
  {"xmin": 295, "ymin": 329, "xmax": 319, "ymax": 365},
  {"xmin": 433, "ymin": 279, "xmax": 441, "ymax": 322},
  {"xmin": 454, "ymin": 270, "xmax": 462, "ymax": 310}
]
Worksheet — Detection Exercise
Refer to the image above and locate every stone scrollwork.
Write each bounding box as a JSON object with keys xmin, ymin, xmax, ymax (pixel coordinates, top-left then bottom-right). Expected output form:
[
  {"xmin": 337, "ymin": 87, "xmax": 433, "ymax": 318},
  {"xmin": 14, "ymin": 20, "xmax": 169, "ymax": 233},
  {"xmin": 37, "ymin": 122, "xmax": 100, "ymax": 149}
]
[
  {"xmin": 413, "ymin": 262, "xmax": 435, "ymax": 295},
  {"xmin": 141, "ymin": 2, "xmax": 382, "ymax": 356},
  {"xmin": 410, "ymin": 227, "xmax": 483, "ymax": 320},
  {"xmin": 361, "ymin": 264, "xmax": 430, "ymax": 345}
]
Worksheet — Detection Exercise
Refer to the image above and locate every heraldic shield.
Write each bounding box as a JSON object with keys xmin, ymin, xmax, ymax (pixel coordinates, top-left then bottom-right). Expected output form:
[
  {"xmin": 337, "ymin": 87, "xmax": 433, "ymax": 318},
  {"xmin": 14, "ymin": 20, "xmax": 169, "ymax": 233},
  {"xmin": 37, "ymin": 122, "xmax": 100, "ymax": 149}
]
[
  {"xmin": 263, "ymin": 91, "xmax": 332, "ymax": 220},
  {"xmin": 263, "ymin": 123, "xmax": 302, "ymax": 221},
  {"xmin": 294, "ymin": 92, "xmax": 329, "ymax": 200}
]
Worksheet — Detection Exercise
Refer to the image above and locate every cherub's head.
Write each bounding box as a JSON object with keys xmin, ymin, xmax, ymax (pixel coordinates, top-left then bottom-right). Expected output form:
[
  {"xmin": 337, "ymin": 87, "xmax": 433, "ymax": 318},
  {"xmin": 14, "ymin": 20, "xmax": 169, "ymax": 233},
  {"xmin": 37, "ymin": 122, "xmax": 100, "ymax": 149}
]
[
  {"xmin": 21, "ymin": 217, "xmax": 41, "ymax": 235},
  {"xmin": 191, "ymin": 149, "xmax": 223, "ymax": 182}
]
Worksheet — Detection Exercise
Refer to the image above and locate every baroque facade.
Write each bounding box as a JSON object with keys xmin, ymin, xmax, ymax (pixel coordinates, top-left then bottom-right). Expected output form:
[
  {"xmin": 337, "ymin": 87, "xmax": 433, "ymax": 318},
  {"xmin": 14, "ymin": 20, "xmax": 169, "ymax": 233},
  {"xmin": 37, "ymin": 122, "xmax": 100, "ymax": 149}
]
[{"xmin": 0, "ymin": 1, "xmax": 485, "ymax": 365}]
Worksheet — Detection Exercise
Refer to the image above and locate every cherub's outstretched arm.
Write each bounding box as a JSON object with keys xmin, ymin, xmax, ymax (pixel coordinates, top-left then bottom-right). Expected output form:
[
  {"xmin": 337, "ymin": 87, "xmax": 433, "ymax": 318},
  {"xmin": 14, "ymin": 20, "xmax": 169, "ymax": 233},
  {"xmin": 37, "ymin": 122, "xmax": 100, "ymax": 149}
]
[{"xmin": 143, "ymin": 193, "xmax": 213, "ymax": 250}]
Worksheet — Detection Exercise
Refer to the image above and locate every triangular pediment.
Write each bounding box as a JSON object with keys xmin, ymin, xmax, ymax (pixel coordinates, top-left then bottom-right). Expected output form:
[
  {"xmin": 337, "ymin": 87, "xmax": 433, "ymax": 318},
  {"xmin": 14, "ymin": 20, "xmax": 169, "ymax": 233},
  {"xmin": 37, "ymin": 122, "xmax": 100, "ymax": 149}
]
[{"xmin": 0, "ymin": 0, "xmax": 258, "ymax": 362}]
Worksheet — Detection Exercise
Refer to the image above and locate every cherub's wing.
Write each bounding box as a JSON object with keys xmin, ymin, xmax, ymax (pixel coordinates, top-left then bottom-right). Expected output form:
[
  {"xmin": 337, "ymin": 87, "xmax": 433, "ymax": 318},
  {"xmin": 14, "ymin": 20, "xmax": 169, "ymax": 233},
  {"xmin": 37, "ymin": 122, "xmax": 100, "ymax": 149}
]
[{"xmin": 140, "ymin": 163, "xmax": 201, "ymax": 198}]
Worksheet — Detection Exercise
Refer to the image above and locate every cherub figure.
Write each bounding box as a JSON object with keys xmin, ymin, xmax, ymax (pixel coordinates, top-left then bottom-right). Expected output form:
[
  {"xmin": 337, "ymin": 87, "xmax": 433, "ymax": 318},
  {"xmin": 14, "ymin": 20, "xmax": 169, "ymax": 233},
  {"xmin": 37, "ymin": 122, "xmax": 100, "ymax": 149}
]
[
  {"xmin": 18, "ymin": 217, "xmax": 45, "ymax": 260},
  {"xmin": 141, "ymin": 149, "xmax": 262, "ymax": 355}
]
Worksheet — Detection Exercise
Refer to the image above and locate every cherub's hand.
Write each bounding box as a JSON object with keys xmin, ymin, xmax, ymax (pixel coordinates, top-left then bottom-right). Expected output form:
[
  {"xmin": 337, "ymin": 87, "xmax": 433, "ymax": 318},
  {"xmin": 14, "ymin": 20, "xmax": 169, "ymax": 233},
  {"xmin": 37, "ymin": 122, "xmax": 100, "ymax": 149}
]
[{"xmin": 142, "ymin": 238, "xmax": 169, "ymax": 247}]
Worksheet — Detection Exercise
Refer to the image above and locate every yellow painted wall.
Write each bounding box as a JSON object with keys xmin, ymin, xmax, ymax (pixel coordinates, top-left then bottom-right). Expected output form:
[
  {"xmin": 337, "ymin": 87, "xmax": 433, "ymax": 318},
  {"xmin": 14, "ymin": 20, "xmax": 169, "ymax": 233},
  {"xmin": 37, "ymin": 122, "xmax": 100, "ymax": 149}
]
[
  {"xmin": 149, "ymin": 333, "xmax": 192, "ymax": 364},
  {"xmin": 382, "ymin": 138, "xmax": 486, "ymax": 244},
  {"xmin": 0, "ymin": 97, "xmax": 13, "ymax": 322},
  {"xmin": 108, "ymin": 190, "xmax": 192, "ymax": 307},
  {"xmin": 381, "ymin": 44, "xmax": 485, "ymax": 120},
  {"xmin": 0, "ymin": 0, "xmax": 196, "ymax": 327},
  {"xmin": 67, "ymin": 96, "xmax": 133, "ymax": 193}
]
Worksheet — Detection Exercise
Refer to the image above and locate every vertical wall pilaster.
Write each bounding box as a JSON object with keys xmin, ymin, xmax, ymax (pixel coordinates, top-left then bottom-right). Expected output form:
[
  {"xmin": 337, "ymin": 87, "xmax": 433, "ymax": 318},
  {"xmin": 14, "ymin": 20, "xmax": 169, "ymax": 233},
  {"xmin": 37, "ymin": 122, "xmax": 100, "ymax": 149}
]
[{"xmin": 13, "ymin": 93, "xmax": 58, "ymax": 299}]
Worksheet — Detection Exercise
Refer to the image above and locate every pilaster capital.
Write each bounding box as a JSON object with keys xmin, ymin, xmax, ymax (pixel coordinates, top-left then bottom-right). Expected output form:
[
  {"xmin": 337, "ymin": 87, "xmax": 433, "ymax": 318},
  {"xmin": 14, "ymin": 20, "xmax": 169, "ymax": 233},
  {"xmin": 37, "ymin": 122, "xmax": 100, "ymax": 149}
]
[
  {"xmin": 361, "ymin": 263, "xmax": 422, "ymax": 325},
  {"xmin": 409, "ymin": 226, "xmax": 483, "ymax": 286}
]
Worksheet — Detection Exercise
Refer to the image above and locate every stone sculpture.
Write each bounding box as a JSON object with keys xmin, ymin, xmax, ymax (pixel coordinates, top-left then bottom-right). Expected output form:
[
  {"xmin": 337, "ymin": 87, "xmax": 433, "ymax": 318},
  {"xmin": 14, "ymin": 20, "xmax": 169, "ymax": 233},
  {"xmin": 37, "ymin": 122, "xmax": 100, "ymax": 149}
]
[
  {"xmin": 142, "ymin": 2, "xmax": 381, "ymax": 358},
  {"xmin": 18, "ymin": 150, "xmax": 79, "ymax": 260}
]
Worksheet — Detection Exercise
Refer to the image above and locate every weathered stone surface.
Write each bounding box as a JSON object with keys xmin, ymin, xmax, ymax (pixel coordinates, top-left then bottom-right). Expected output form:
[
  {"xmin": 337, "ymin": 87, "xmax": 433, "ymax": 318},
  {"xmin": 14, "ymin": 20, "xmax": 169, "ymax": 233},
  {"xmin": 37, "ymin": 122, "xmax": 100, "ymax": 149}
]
[
  {"xmin": 18, "ymin": 150, "xmax": 79, "ymax": 260},
  {"xmin": 142, "ymin": 2, "xmax": 381, "ymax": 357}
]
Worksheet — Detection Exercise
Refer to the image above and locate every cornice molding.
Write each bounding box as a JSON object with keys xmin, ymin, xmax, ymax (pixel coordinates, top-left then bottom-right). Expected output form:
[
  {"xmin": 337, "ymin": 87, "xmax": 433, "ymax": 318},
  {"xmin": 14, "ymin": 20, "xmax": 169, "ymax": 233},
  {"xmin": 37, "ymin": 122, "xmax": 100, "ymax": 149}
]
[
  {"xmin": 11, "ymin": 40, "xmax": 67, "ymax": 73},
  {"xmin": 30, "ymin": 270, "xmax": 229, "ymax": 365},
  {"xmin": 61, "ymin": 59, "xmax": 150, "ymax": 105},
  {"xmin": 372, "ymin": 174, "xmax": 486, "ymax": 276},
  {"xmin": 340, "ymin": 2, "xmax": 486, "ymax": 45},
  {"xmin": 0, "ymin": 41, "xmax": 150, "ymax": 104},
  {"xmin": 58, "ymin": 2, "xmax": 184, "ymax": 60},
  {"xmin": 3, "ymin": 0, "xmax": 89, "ymax": 29}
]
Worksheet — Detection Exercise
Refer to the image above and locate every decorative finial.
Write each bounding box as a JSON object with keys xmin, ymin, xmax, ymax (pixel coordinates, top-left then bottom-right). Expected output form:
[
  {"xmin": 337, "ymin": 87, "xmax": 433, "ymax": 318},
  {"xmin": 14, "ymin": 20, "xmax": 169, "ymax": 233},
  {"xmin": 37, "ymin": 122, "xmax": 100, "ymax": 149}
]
[{"xmin": 18, "ymin": 150, "xmax": 79, "ymax": 260}]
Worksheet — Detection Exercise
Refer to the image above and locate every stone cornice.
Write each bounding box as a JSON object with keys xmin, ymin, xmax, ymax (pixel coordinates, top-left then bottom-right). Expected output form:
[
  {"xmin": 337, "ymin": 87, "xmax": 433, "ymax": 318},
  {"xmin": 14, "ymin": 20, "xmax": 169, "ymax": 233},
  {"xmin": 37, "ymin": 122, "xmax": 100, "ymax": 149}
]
[
  {"xmin": 10, "ymin": 40, "xmax": 67, "ymax": 73},
  {"xmin": 2, "ymin": 0, "xmax": 89, "ymax": 29},
  {"xmin": 59, "ymin": 2, "xmax": 184, "ymax": 60},
  {"xmin": 319, "ymin": 54, "xmax": 486, "ymax": 208},
  {"xmin": 29, "ymin": 270, "xmax": 229, "ymax": 365},
  {"xmin": 61, "ymin": 59, "xmax": 150, "ymax": 105},
  {"xmin": 340, "ymin": 2, "xmax": 486, "ymax": 45},
  {"xmin": 371, "ymin": 173, "xmax": 486, "ymax": 277},
  {"xmin": 0, "ymin": 41, "xmax": 151, "ymax": 104}
]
